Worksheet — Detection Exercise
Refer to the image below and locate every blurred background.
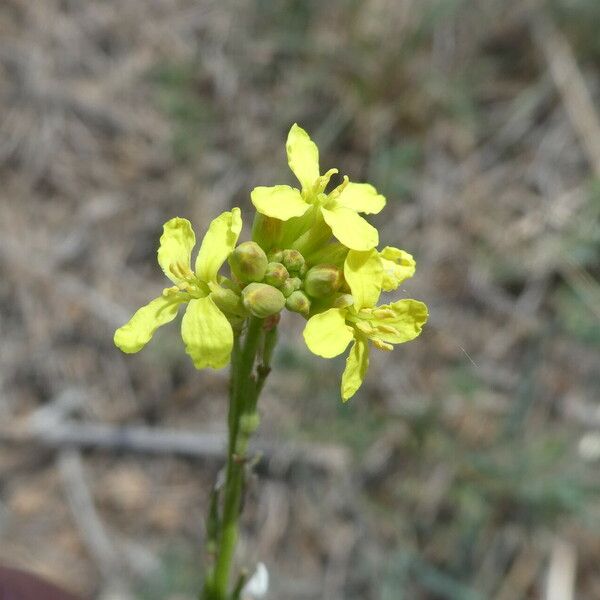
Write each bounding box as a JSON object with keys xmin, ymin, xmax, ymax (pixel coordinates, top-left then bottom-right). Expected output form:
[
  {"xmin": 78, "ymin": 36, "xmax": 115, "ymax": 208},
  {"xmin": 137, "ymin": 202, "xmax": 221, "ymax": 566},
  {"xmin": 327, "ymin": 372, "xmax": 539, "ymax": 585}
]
[{"xmin": 0, "ymin": 0, "xmax": 599, "ymax": 599}]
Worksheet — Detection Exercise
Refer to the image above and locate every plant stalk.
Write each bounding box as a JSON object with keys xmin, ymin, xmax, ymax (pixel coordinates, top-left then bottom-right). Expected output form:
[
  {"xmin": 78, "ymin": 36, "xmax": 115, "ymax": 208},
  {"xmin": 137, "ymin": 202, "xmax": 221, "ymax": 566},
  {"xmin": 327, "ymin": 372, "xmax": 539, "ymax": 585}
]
[{"xmin": 203, "ymin": 316, "xmax": 272, "ymax": 599}]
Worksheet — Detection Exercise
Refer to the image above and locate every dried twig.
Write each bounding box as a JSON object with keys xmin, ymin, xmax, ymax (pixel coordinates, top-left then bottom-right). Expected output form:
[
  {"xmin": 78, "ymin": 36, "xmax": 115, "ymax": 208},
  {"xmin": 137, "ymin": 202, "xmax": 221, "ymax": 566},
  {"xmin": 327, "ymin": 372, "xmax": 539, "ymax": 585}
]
[
  {"xmin": 1, "ymin": 414, "xmax": 350, "ymax": 474},
  {"xmin": 545, "ymin": 538, "xmax": 577, "ymax": 600},
  {"xmin": 494, "ymin": 543, "xmax": 541, "ymax": 600},
  {"xmin": 57, "ymin": 450, "xmax": 123, "ymax": 581},
  {"xmin": 531, "ymin": 15, "xmax": 600, "ymax": 176},
  {"xmin": 58, "ymin": 450, "xmax": 136, "ymax": 600}
]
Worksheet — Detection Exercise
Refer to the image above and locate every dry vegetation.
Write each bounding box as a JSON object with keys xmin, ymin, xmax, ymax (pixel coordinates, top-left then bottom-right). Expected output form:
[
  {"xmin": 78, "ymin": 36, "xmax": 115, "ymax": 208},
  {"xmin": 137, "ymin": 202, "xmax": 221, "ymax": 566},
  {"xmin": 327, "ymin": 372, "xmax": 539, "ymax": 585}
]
[{"xmin": 0, "ymin": 1, "xmax": 599, "ymax": 599}]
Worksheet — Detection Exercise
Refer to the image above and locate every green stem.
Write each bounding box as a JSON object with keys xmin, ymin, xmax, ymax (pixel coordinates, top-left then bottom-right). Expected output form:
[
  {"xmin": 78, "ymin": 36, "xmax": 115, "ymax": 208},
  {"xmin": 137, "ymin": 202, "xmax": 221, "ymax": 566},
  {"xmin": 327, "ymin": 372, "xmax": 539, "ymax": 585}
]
[
  {"xmin": 255, "ymin": 326, "xmax": 277, "ymax": 397},
  {"xmin": 209, "ymin": 317, "xmax": 266, "ymax": 599},
  {"xmin": 227, "ymin": 334, "xmax": 242, "ymax": 460}
]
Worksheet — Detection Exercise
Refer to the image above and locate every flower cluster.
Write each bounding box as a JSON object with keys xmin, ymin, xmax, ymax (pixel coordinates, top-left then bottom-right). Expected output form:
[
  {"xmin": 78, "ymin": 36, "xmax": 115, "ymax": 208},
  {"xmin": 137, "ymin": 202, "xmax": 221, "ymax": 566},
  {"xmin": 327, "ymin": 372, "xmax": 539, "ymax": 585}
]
[{"xmin": 114, "ymin": 124, "xmax": 428, "ymax": 400}]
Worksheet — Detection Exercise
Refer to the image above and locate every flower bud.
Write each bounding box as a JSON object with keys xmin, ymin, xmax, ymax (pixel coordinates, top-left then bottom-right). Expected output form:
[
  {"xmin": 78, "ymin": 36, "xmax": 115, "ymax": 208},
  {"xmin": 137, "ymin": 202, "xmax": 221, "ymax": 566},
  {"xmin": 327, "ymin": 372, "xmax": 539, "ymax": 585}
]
[
  {"xmin": 281, "ymin": 249, "xmax": 305, "ymax": 274},
  {"xmin": 263, "ymin": 262, "xmax": 289, "ymax": 288},
  {"xmin": 228, "ymin": 242, "xmax": 269, "ymax": 283},
  {"xmin": 285, "ymin": 290, "xmax": 311, "ymax": 316},
  {"xmin": 281, "ymin": 277, "xmax": 302, "ymax": 298},
  {"xmin": 219, "ymin": 277, "xmax": 241, "ymax": 293},
  {"xmin": 304, "ymin": 264, "xmax": 342, "ymax": 298},
  {"xmin": 242, "ymin": 283, "xmax": 286, "ymax": 318},
  {"xmin": 210, "ymin": 287, "xmax": 247, "ymax": 317},
  {"xmin": 268, "ymin": 249, "xmax": 284, "ymax": 263},
  {"xmin": 240, "ymin": 412, "xmax": 260, "ymax": 435},
  {"xmin": 333, "ymin": 293, "xmax": 354, "ymax": 308}
]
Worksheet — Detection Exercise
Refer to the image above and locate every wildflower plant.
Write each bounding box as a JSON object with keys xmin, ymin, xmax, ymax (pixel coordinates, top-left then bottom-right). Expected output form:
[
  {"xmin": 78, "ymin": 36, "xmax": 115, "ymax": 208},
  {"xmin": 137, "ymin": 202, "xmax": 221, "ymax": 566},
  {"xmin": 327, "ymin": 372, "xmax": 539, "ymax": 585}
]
[{"xmin": 114, "ymin": 124, "xmax": 428, "ymax": 599}]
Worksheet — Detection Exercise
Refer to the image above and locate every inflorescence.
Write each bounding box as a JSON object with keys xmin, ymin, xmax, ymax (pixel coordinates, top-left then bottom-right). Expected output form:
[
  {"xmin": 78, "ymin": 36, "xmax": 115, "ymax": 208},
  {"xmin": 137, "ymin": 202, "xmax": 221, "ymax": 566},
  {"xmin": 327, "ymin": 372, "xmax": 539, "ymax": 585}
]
[{"xmin": 114, "ymin": 124, "xmax": 428, "ymax": 400}]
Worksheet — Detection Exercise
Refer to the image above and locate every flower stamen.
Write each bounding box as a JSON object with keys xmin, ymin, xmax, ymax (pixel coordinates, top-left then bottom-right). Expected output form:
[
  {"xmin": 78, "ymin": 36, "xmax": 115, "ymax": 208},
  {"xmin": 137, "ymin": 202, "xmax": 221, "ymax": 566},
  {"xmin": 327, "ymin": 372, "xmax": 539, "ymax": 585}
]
[{"xmin": 372, "ymin": 339, "xmax": 393, "ymax": 352}]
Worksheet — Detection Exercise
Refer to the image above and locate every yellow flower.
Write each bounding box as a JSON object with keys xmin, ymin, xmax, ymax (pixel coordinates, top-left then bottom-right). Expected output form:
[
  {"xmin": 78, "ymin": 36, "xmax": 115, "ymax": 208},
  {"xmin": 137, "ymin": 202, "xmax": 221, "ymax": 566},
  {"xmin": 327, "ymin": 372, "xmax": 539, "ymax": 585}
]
[
  {"xmin": 303, "ymin": 299, "xmax": 428, "ymax": 401},
  {"xmin": 251, "ymin": 124, "xmax": 386, "ymax": 251},
  {"xmin": 379, "ymin": 247, "xmax": 416, "ymax": 291},
  {"xmin": 343, "ymin": 246, "xmax": 417, "ymax": 310},
  {"xmin": 303, "ymin": 243, "xmax": 426, "ymax": 400},
  {"xmin": 114, "ymin": 209, "xmax": 242, "ymax": 369}
]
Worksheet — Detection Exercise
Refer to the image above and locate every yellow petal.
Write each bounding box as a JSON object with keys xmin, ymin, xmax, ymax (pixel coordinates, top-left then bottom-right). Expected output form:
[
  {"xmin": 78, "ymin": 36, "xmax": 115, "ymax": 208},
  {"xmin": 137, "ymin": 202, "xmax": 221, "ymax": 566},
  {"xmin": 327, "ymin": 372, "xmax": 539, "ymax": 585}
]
[
  {"xmin": 157, "ymin": 218, "xmax": 196, "ymax": 283},
  {"xmin": 321, "ymin": 206, "xmax": 379, "ymax": 251},
  {"xmin": 344, "ymin": 249, "xmax": 384, "ymax": 310},
  {"xmin": 372, "ymin": 299, "xmax": 428, "ymax": 344},
  {"xmin": 251, "ymin": 185, "xmax": 310, "ymax": 221},
  {"xmin": 181, "ymin": 296, "xmax": 234, "ymax": 369},
  {"xmin": 286, "ymin": 123, "xmax": 320, "ymax": 190},
  {"xmin": 303, "ymin": 308, "xmax": 353, "ymax": 358},
  {"xmin": 336, "ymin": 183, "xmax": 386, "ymax": 214},
  {"xmin": 341, "ymin": 335, "xmax": 369, "ymax": 401},
  {"xmin": 195, "ymin": 208, "xmax": 242, "ymax": 282},
  {"xmin": 114, "ymin": 295, "xmax": 183, "ymax": 353},
  {"xmin": 380, "ymin": 246, "xmax": 416, "ymax": 291}
]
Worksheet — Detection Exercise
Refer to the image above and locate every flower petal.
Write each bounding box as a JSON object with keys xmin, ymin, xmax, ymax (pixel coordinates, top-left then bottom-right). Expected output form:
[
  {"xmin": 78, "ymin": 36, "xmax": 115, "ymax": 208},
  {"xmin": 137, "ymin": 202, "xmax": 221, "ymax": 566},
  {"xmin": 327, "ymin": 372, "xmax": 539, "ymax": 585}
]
[
  {"xmin": 341, "ymin": 335, "xmax": 369, "ymax": 401},
  {"xmin": 372, "ymin": 299, "xmax": 428, "ymax": 344},
  {"xmin": 251, "ymin": 185, "xmax": 310, "ymax": 221},
  {"xmin": 321, "ymin": 206, "xmax": 379, "ymax": 251},
  {"xmin": 181, "ymin": 296, "xmax": 234, "ymax": 369},
  {"xmin": 114, "ymin": 295, "xmax": 183, "ymax": 353},
  {"xmin": 380, "ymin": 246, "xmax": 416, "ymax": 291},
  {"xmin": 286, "ymin": 123, "xmax": 320, "ymax": 190},
  {"xmin": 303, "ymin": 308, "xmax": 353, "ymax": 358},
  {"xmin": 157, "ymin": 218, "xmax": 196, "ymax": 283},
  {"xmin": 336, "ymin": 183, "xmax": 386, "ymax": 214},
  {"xmin": 344, "ymin": 249, "xmax": 384, "ymax": 310},
  {"xmin": 195, "ymin": 208, "xmax": 242, "ymax": 282}
]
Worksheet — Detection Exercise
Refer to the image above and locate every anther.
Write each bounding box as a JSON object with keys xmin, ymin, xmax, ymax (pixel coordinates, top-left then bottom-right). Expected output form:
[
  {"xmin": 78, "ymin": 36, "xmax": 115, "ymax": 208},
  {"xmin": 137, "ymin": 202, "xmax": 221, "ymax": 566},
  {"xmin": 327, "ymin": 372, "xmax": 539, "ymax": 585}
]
[
  {"xmin": 372, "ymin": 339, "xmax": 393, "ymax": 351},
  {"xmin": 162, "ymin": 286, "xmax": 179, "ymax": 297},
  {"xmin": 355, "ymin": 321, "xmax": 374, "ymax": 335},
  {"xmin": 373, "ymin": 308, "xmax": 397, "ymax": 319},
  {"xmin": 376, "ymin": 324, "xmax": 400, "ymax": 335}
]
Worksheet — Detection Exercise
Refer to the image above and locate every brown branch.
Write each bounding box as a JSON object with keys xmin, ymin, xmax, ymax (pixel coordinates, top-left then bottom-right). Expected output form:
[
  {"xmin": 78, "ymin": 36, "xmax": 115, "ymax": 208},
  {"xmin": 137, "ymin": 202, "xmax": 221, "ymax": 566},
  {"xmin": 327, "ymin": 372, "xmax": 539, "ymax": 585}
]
[
  {"xmin": 1, "ymin": 419, "xmax": 350, "ymax": 474},
  {"xmin": 531, "ymin": 15, "xmax": 600, "ymax": 176}
]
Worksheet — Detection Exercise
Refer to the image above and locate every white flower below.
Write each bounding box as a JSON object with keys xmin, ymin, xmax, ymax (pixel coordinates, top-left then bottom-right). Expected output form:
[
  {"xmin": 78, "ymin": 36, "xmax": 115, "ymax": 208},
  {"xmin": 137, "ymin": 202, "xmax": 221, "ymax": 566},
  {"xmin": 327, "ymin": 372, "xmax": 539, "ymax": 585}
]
[
  {"xmin": 578, "ymin": 432, "xmax": 600, "ymax": 462},
  {"xmin": 243, "ymin": 562, "xmax": 269, "ymax": 598}
]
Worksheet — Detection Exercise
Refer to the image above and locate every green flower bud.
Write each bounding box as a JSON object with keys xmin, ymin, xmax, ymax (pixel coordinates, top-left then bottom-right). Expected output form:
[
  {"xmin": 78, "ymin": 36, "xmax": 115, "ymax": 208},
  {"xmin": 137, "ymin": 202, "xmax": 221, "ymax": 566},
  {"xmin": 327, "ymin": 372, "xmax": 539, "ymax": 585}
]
[
  {"xmin": 333, "ymin": 293, "xmax": 354, "ymax": 308},
  {"xmin": 242, "ymin": 283, "xmax": 286, "ymax": 318},
  {"xmin": 228, "ymin": 242, "xmax": 268, "ymax": 283},
  {"xmin": 304, "ymin": 264, "xmax": 343, "ymax": 298},
  {"xmin": 210, "ymin": 287, "xmax": 247, "ymax": 317},
  {"xmin": 285, "ymin": 290, "xmax": 311, "ymax": 316},
  {"xmin": 281, "ymin": 276, "xmax": 302, "ymax": 298},
  {"xmin": 281, "ymin": 249, "xmax": 305, "ymax": 274},
  {"xmin": 268, "ymin": 249, "xmax": 284, "ymax": 263},
  {"xmin": 240, "ymin": 412, "xmax": 260, "ymax": 435},
  {"xmin": 263, "ymin": 262, "xmax": 289, "ymax": 288},
  {"xmin": 219, "ymin": 277, "xmax": 241, "ymax": 293}
]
